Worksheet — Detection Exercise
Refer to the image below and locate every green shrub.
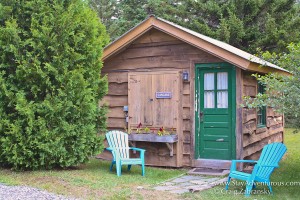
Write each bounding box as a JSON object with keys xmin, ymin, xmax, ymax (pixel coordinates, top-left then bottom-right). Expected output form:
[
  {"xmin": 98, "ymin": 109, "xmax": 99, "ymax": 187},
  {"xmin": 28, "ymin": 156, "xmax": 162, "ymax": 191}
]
[{"xmin": 0, "ymin": 0, "xmax": 109, "ymax": 170}]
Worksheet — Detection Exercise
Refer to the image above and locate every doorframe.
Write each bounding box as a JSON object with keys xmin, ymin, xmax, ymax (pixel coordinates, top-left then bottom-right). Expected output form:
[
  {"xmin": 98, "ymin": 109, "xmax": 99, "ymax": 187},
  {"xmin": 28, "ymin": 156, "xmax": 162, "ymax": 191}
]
[{"xmin": 194, "ymin": 63, "xmax": 236, "ymax": 160}]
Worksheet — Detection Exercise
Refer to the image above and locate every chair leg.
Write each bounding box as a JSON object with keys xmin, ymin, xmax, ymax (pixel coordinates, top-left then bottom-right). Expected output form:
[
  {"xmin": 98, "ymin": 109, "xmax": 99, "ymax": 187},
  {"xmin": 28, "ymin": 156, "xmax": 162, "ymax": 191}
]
[
  {"xmin": 267, "ymin": 182, "xmax": 273, "ymax": 194},
  {"xmin": 110, "ymin": 161, "xmax": 115, "ymax": 172},
  {"xmin": 127, "ymin": 165, "xmax": 132, "ymax": 171},
  {"xmin": 142, "ymin": 162, "xmax": 145, "ymax": 176},
  {"xmin": 225, "ymin": 176, "xmax": 231, "ymax": 190},
  {"xmin": 252, "ymin": 182, "xmax": 256, "ymax": 189},
  {"xmin": 116, "ymin": 162, "xmax": 122, "ymax": 176},
  {"xmin": 245, "ymin": 181, "xmax": 253, "ymax": 197}
]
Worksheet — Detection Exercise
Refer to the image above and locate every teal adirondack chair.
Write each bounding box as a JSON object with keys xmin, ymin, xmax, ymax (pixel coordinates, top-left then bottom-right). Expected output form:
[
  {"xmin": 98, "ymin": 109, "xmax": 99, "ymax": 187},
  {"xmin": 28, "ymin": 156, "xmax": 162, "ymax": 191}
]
[
  {"xmin": 225, "ymin": 142, "xmax": 287, "ymax": 197},
  {"xmin": 105, "ymin": 130, "xmax": 146, "ymax": 176}
]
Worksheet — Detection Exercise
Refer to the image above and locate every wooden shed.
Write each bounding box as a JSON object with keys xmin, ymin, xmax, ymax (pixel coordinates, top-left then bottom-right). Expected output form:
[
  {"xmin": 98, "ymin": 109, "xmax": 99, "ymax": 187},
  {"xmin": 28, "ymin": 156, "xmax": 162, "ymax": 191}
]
[{"xmin": 99, "ymin": 15, "xmax": 288, "ymax": 169}]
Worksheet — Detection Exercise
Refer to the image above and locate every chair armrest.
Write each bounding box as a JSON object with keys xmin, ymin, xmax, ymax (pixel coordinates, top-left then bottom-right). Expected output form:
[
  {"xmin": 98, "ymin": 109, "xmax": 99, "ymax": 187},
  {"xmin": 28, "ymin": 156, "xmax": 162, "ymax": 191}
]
[
  {"xmin": 230, "ymin": 160, "xmax": 257, "ymax": 171},
  {"xmin": 106, "ymin": 147, "xmax": 113, "ymax": 152},
  {"xmin": 129, "ymin": 147, "xmax": 145, "ymax": 160},
  {"xmin": 260, "ymin": 164, "xmax": 279, "ymax": 168},
  {"xmin": 232, "ymin": 160, "xmax": 257, "ymax": 163},
  {"xmin": 129, "ymin": 147, "xmax": 146, "ymax": 152}
]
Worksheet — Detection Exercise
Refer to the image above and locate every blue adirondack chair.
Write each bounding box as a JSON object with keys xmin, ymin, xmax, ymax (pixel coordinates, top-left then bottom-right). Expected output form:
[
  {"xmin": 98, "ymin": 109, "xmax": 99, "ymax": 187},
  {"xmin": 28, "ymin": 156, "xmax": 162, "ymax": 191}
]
[
  {"xmin": 225, "ymin": 142, "xmax": 287, "ymax": 197},
  {"xmin": 105, "ymin": 130, "xmax": 146, "ymax": 176}
]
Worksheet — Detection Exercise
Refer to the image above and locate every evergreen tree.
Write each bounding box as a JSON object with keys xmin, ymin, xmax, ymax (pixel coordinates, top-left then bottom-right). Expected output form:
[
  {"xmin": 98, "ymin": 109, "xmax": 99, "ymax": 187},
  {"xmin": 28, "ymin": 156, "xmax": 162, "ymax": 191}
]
[
  {"xmin": 181, "ymin": 0, "xmax": 300, "ymax": 53},
  {"xmin": 0, "ymin": 0, "xmax": 109, "ymax": 170},
  {"xmin": 90, "ymin": 0, "xmax": 300, "ymax": 53}
]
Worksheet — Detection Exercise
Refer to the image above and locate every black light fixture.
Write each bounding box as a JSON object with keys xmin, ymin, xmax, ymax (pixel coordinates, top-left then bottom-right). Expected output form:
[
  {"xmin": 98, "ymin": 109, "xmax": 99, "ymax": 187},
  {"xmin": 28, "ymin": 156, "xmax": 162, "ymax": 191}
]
[{"xmin": 182, "ymin": 71, "xmax": 189, "ymax": 81}]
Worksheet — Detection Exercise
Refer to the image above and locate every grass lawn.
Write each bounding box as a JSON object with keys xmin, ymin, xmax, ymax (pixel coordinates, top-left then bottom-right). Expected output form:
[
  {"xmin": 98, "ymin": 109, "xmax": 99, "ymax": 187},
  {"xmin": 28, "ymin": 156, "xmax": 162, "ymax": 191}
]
[{"xmin": 0, "ymin": 128, "xmax": 299, "ymax": 199}]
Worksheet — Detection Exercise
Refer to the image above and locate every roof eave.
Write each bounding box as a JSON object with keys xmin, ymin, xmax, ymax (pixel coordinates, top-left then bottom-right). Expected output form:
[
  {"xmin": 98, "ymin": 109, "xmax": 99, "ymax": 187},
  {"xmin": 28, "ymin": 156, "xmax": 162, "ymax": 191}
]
[
  {"xmin": 248, "ymin": 62, "xmax": 291, "ymax": 75},
  {"xmin": 103, "ymin": 16, "xmax": 155, "ymax": 61}
]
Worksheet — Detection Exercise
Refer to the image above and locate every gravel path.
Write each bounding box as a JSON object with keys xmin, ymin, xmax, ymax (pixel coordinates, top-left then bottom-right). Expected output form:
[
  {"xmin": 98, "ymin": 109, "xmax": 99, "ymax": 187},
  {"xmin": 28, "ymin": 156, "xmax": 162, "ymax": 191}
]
[{"xmin": 0, "ymin": 183, "xmax": 79, "ymax": 200}]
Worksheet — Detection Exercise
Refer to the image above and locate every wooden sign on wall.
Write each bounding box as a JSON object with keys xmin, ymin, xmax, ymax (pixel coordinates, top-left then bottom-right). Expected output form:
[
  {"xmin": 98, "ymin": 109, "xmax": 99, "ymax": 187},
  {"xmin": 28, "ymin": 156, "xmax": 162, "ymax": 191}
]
[{"xmin": 155, "ymin": 92, "xmax": 172, "ymax": 99}]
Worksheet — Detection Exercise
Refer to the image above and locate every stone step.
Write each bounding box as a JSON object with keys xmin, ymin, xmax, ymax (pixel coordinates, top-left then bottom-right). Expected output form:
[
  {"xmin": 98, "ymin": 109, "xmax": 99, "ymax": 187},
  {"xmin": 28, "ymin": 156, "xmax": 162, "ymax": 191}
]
[
  {"xmin": 188, "ymin": 168, "xmax": 230, "ymax": 176},
  {"xmin": 192, "ymin": 159, "xmax": 232, "ymax": 170}
]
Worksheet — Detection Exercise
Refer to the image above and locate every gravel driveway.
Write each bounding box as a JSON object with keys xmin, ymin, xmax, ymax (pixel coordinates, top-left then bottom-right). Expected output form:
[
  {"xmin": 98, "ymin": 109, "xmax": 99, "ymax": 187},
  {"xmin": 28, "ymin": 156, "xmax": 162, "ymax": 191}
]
[{"xmin": 0, "ymin": 183, "xmax": 79, "ymax": 200}]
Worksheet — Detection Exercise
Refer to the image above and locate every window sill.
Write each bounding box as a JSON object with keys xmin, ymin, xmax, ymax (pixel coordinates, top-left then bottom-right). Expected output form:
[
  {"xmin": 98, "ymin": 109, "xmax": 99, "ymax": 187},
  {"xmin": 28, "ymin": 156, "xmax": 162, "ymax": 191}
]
[
  {"xmin": 256, "ymin": 126, "xmax": 267, "ymax": 134},
  {"xmin": 257, "ymin": 124, "xmax": 266, "ymax": 128}
]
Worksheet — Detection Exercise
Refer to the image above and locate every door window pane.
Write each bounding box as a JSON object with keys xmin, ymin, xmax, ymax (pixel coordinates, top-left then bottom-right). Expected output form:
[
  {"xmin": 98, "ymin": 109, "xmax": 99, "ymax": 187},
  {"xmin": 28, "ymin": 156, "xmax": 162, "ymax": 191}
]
[
  {"xmin": 204, "ymin": 91, "xmax": 215, "ymax": 108},
  {"xmin": 204, "ymin": 73, "xmax": 214, "ymax": 90},
  {"xmin": 217, "ymin": 72, "xmax": 228, "ymax": 89},
  {"xmin": 204, "ymin": 73, "xmax": 214, "ymax": 108},
  {"xmin": 217, "ymin": 72, "xmax": 228, "ymax": 108},
  {"xmin": 217, "ymin": 91, "xmax": 228, "ymax": 108}
]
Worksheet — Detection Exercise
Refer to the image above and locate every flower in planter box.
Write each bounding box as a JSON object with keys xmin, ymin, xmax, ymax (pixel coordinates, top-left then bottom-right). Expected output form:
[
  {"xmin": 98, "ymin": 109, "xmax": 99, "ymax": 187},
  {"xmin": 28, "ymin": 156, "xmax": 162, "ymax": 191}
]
[
  {"xmin": 136, "ymin": 122, "xmax": 142, "ymax": 134},
  {"xmin": 157, "ymin": 127, "xmax": 165, "ymax": 136},
  {"xmin": 144, "ymin": 127, "xmax": 150, "ymax": 133}
]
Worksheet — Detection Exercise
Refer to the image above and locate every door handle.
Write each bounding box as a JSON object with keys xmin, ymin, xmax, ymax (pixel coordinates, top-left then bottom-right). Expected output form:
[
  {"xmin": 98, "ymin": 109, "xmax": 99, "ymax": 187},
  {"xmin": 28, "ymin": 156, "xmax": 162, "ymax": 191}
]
[
  {"xmin": 216, "ymin": 138, "xmax": 224, "ymax": 142},
  {"xmin": 199, "ymin": 111, "xmax": 204, "ymax": 122}
]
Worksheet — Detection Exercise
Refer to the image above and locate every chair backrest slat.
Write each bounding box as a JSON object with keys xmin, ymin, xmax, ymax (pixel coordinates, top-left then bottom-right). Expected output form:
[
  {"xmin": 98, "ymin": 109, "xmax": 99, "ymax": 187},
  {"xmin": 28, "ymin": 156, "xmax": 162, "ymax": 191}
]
[
  {"xmin": 256, "ymin": 142, "xmax": 287, "ymax": 179},
  {"xmin": 106, "ymin": 130, "xmax": 129, "ymax": 159}
]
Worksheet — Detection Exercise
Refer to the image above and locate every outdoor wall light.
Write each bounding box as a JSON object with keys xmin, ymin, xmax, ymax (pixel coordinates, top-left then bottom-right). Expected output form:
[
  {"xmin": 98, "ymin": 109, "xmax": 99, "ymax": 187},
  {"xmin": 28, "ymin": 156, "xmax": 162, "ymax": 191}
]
[{"xmin": 183, "ymin": 71, "xmax": 189, "ymax": 81}]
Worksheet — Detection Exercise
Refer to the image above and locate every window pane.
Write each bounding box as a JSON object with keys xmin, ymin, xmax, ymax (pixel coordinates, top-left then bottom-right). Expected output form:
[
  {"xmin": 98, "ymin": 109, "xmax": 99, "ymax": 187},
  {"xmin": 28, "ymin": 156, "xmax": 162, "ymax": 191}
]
[
  {"xmin": 204, "ymin": 73, "xmax": 214, "ymax": 90},
  {"xmin": 257, "ymin": 108, "xmax": 264, "ymax": 125},
  {"xmin": 204, "ymin": 91, "xmax": 214, "ymax": 108},
  {"xmin": 217, "ymin": 91, "xmax": 228, "ymax": 108},
  {"xmin": 257, "ymin": 82, "xmax": 266, "ymax": 127},
  {"xmin": 217, "ymin": 72, "xmax": 228, "ymax": 90}
]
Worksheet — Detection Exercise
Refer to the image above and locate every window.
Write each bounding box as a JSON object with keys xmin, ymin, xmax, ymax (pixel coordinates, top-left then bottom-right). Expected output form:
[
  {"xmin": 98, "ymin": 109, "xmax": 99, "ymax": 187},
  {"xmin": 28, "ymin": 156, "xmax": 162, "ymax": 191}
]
[
  {"xmin": 204, "ymin": 72, "xmax": 228, "ymax": 108},
  {"xmin": 257, "ymin": 82, "xmax": 266, "ymax": 127}
]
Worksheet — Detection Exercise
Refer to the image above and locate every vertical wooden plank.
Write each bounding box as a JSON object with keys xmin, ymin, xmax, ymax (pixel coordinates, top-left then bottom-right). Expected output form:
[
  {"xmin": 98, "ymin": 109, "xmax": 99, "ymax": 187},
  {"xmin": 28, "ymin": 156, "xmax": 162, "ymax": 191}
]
[
  {"xmin": 175, "ymin": 71, "xmax": 183, "ymax": 167},
  {"xmin": 152, "ymin": 74, "xmax": 164, "ymax": 126},
  {"xmin": 140, "ymin": 74, "xmax": 153, "ymax": 125},
  {"xmin": 164, "ymin": 73, "xmax": 179, "ymax": 128},
  {"xmin": 189, "ymin": 62, "xmax": 196, "ymax": 166},
  {"xmin": 128, "ymin": 74, "xmax": 140, "ymax": 126},
  {"xmin": 236, "ymin": 68, "xmax": 243, "ymax": 161}
]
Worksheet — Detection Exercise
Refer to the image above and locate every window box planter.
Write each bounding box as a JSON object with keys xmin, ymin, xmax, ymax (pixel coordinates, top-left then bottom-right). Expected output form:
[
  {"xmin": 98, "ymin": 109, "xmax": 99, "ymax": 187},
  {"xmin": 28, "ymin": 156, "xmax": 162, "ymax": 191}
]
[
  {"xmin": 128, "ymin": 133, "xmax": 178, "ymax": 143},
  {"xmin": 128, "ymin": 133, "xmax": 178, "ymax": 156}
]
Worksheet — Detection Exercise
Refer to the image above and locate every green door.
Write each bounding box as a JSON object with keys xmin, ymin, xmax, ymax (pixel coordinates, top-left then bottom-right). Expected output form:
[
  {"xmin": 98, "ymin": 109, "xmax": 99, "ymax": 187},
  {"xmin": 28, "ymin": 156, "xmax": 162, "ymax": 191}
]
[{"xmin": 195, "ymin": 63, "xmax": 236, "ymax": 160}]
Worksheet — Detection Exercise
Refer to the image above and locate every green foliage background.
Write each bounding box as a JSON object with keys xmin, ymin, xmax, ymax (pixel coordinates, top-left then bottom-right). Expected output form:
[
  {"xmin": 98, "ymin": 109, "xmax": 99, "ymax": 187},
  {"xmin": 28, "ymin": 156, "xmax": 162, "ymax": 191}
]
[
  {"xmin": 0, "ymin": 0, "xmax": 109, "ymax": 170},
  {"xmin": 89, "ymin": 0, "xmax": 300, "ymax": 54},
  {"xmin": 243, "ymin": 42, "xmax": 300, "ymax": 128}
]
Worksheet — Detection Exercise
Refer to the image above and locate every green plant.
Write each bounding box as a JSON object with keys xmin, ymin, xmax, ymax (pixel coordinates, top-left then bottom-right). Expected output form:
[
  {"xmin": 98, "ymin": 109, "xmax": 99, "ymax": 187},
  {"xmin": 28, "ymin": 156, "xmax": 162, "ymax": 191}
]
[
  {"xmin": 144, "ymin": 127, "xmax": 150, "ymax": 133},
  {"xmin": 243, "ymin": 42, "xmax": 300, "ymax": 128},
  {"xmin": 0, "ymin": 0, "xmax": 109, "ymax": 170}
]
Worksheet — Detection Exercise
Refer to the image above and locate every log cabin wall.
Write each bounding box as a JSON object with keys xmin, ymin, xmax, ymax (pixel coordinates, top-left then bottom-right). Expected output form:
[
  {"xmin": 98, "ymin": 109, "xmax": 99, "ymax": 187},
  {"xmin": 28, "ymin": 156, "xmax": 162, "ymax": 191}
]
[
  {"xmin": 242, "ymin": 72, "xmax": 284, "ymax": 160},
  {"xmin": 102, "ymin": 28, "xmax": 223, "ymax": 167}
]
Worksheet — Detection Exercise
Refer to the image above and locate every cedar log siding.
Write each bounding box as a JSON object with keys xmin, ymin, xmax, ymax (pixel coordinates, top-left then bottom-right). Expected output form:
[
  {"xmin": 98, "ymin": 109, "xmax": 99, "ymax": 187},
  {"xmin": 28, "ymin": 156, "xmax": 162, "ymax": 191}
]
[
  {"xmin": 242, "ymin": 72, "xmax": 284, "ymax": 160},
  {"xmin": 101, "ymin": 29, "xmax": 223, "ymax": 167}
]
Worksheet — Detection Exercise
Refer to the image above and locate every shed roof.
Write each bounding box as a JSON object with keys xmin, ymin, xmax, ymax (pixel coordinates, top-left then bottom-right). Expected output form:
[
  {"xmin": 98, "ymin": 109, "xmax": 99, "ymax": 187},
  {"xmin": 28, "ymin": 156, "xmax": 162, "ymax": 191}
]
[{"xmin": 103, "ymin": 15, "xmax": 289, "ymax": 74}]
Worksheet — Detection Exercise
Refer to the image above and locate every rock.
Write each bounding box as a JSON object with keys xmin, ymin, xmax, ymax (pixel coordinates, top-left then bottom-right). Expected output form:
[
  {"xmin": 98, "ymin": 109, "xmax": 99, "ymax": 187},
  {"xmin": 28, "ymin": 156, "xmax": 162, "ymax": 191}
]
[{"xmin": 137, "ymin": 186, "xmax": 144, "ymax": 190}]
